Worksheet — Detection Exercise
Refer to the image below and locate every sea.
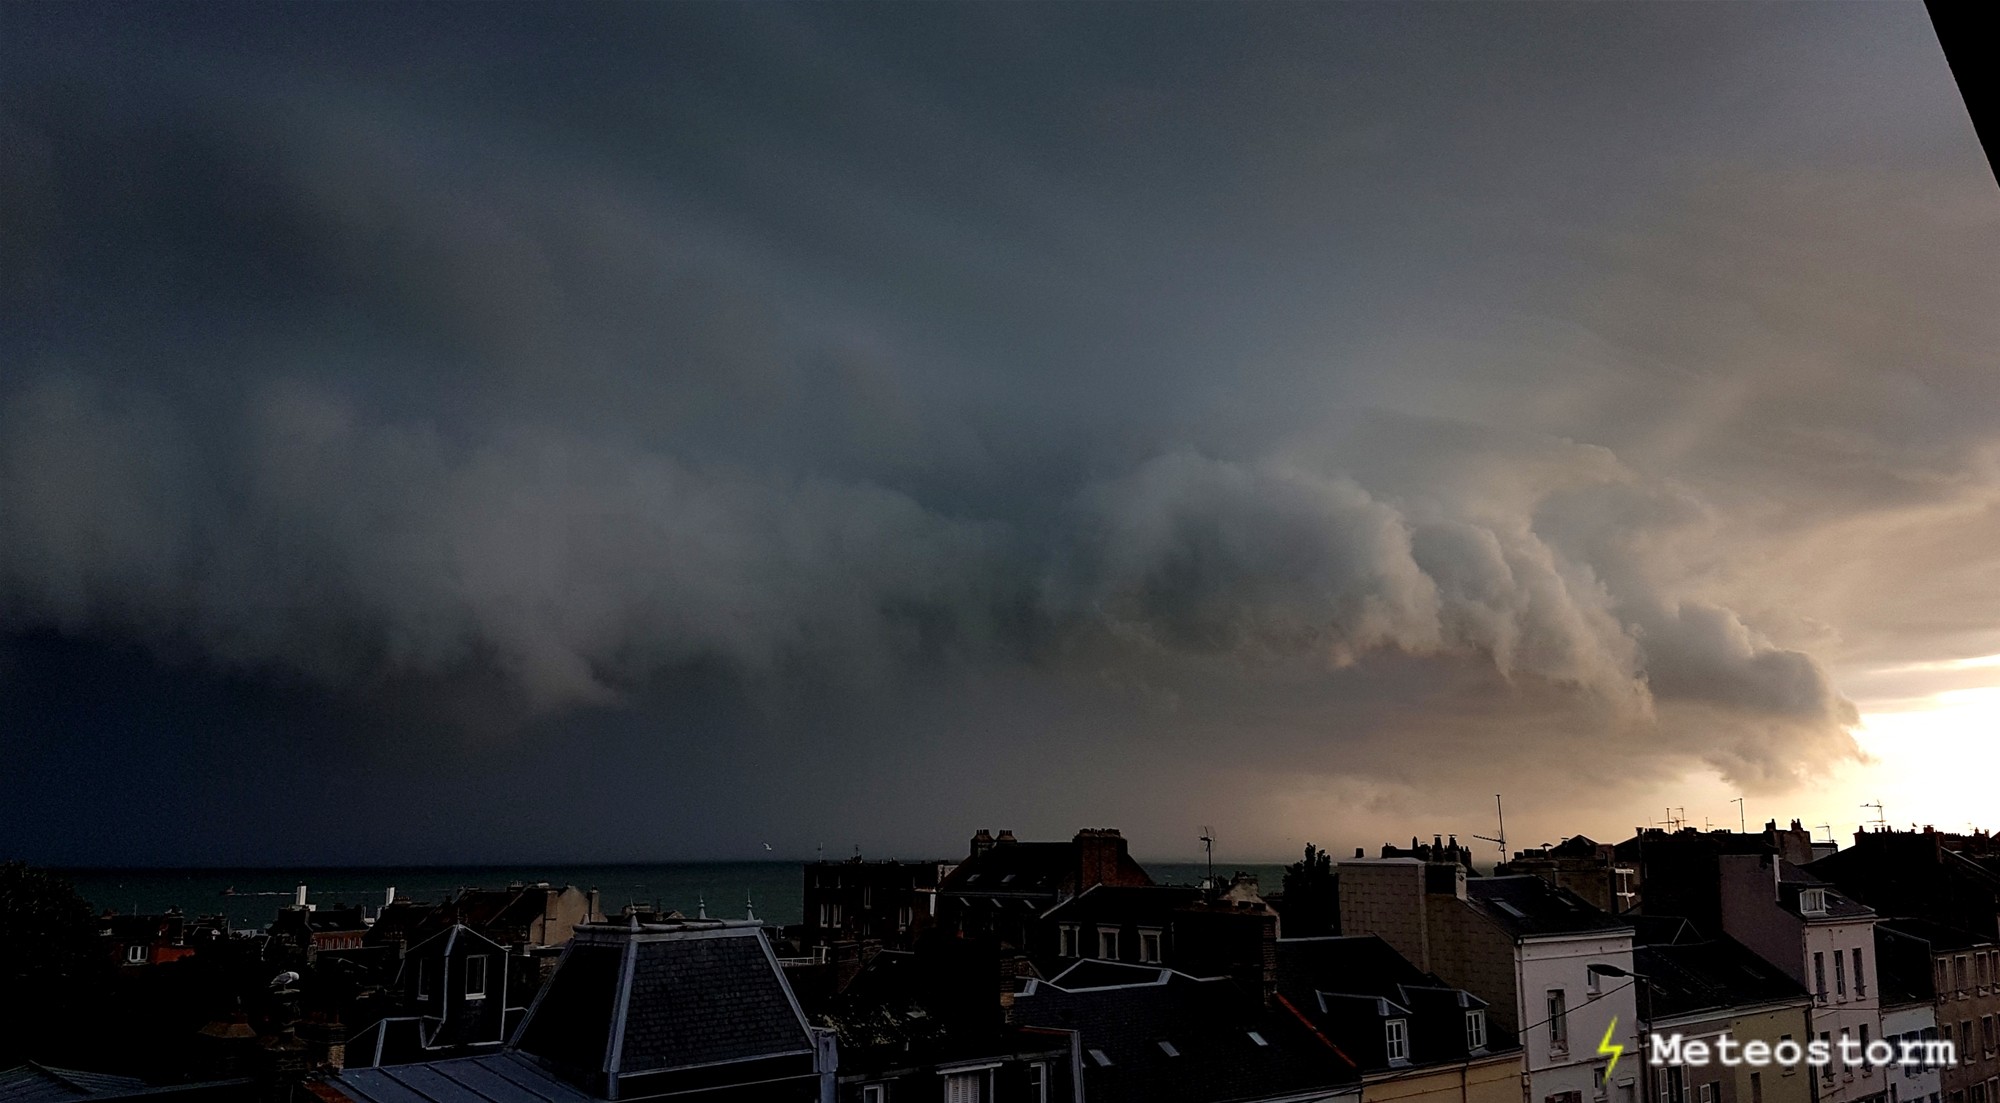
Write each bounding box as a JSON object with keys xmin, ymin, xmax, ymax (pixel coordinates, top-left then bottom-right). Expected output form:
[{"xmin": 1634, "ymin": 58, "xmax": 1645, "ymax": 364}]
[{"xmin": 60, "ymin": 861, "xmax": 1290, "ymax": 932}]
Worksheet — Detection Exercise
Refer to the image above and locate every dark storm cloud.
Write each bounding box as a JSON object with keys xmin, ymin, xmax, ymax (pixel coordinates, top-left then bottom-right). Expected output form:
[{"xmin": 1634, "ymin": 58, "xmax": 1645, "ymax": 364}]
[{"xmin": 1, "ymin": 2, "xmax": 1994, "ymax": 861}]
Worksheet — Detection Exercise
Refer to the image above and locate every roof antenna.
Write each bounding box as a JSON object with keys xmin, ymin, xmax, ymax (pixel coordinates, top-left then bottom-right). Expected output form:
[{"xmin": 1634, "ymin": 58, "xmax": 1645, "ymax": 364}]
[
  {"xmin": 1199, "ymin": 826, "xmax": 1215, "ymax": 892},
  {"xmin": 1732, "ymin": 797, "xmax": 1746, "ymax": 833},
  {"xmin": 1862, "ymin": 801, "xmax": 1887, "ymax": 831},
  {"xmin": 1473, "ymin": 794, "xmax": 1507, "ymax": 868}
]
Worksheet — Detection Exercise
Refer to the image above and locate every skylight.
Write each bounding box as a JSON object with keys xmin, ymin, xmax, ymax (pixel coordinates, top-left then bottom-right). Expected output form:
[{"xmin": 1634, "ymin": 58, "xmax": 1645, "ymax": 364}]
[
  {"xmin": 1090, "ymin": 1049, "xmax": 1112, "ymax": 1066},
  {"xmin": 1247, "ymin": 1031, "xmax": 1269, "ymax": 1047},
  {"xmin": 1494, "ymin": 901, "xmax": 1527, "ymax": 918},
  {"xmin": 1158, "ymin": 1041, "xmax": 1180, "ymax": 1057}
]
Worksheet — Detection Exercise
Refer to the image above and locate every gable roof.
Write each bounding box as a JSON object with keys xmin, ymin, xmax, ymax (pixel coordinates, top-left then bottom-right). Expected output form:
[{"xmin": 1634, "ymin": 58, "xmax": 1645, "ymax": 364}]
[{"xmin": 1464, "ymin": 876, "xmax": 1631, "ymax": 939}]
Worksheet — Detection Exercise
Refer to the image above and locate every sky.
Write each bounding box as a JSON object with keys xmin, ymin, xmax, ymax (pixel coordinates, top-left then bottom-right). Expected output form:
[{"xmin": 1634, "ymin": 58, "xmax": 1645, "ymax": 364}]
[{"xmin": 2, "ymin": 2, "xmax": 1997, "ymax": 868}]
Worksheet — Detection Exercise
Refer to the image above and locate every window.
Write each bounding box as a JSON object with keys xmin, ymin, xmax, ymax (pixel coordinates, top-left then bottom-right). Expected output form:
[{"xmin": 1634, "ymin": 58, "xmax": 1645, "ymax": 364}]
[
  {"xmin": 1816, "ymin": 953, "xmax": 1828, "ymax": 999},
  {"xmin": 1468, "ymin": 1010, "xmax": 1488, "ymax": 1051},
  {"xmin": 818, "ymin": 903, "xmax": 831, "ymax": 927},
  {"xmin": 1837, "ymin": 950, "xmax": 1848, "ymax": 997},
  {"xmin": 1983, "ymin": 955, "xmax": 1992, "ymax": 989},
  {"xmin": 125, "ymin": 944, "xmax": 146, "ymax": 964},
  {"xmin": 1139, "ymin": 929, "xmax": 1163, "ymax": 964},
  {"xmin": 1855, "ymin": 948, "xmax": 1867, "ymax": 996},
  {"xmin": 1158, "ymin": 1041, "xmax": 1180, "ymax": 1057},
  {"xmin": 1983, "ymin": 1016, "xmax": 1995, "ymax": 1055},
  {"xmin": 862, "ymin": 887, "xmax": 873, "ymax": 907},
  {"xmin": 897, "ymin": 906, "xmax": 912, "ymax": 932},
  {"xmin": 1802, "ymin": 889, "xmax": 1828, "ymax": 915},
  {"xmin": 1595, "ymin": 1068, "xmax": 1608, "ymax": 1098},
  {"xmin": 1752, "ymin": 1072, "xmax": 1764, "ymax": 1103},
  {"xmin": 1028, "ymin": 1063, "xmax": 1050, "ymax": 1103},
  {"xmin": 1960, "ymin": 957, "xmax": 1972, "ymax": 993},
  {"xmin": 1058, "ymin": 925, "xmax": 1079, "ymax": 958},
  {"xmin": 1943, "ymin": 960, "xmax": 1955, "ymax": 996},
  {"xmin": 1862, "ymin": 1025, "xmax": 1871, "ymax": 1076},
  {"xmin": 831, "ymin": 904, "xmax": 842, "ymax": 925},
  {"xmin": 862, "ymin": 1086, "xmax": 887, "ymax": 1103},
  {"xmin": 416, "ymin": 958, "xmax": 430, "ymax": 1001},
  {"xmin": 1697, "ymin": 1082, "xmax": 1715, "ymax": 1103},
  {"xmin": 944, "ymin": 1071, "xmax": 984, "ymax": 1103},
  {"xmin": 1248, "ymin": 1031, "xmax": 1269, "ymax": 1047},
  {"xmin": 1097, "ymin": 926, "xmax": 1121, "ymax": 960},
  {"xmin": 1387, "ymin": 1018, "xmax": 1410, "ymax": 1062},
  {"xmin": 1089, "ymin": 1049, "xmax": 1113, "ymax": 1066},
  {"xmin": 1549, "ymin": 990, "xmax": 1569, "ymax": 1050},
  {"xmin": 465, "ymin": 955, "xmax": 487, "ymax": 999},
  {"xmin": 1821, "ymin": 1033, "xmax": 1833, "ymax": 1080},
  {"xmin": 1661, "ymin": 1064, "xmax": 1686, "ymax": 1103},
  {"xmin": 1781, "ymin": 1035, "xmax": 1796, "ymax": 1076}
]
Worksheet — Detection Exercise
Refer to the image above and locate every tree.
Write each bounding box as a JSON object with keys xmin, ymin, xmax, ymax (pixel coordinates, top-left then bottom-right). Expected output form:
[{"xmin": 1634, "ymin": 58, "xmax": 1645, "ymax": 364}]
[
  {"xmin": 0, "ymin": 861, "xmax": 107, "ymax": 1065},
  {"xmin": 1279, "ymin": 843, "xmax": 1340, "ymax": 938}
]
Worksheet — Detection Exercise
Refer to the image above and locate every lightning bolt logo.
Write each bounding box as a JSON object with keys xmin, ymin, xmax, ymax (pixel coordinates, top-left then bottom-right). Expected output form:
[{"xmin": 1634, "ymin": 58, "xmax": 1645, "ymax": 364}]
[{"xmin": 1598, "ymin": 1017, "xmax": 1625, "ymax": 1078}]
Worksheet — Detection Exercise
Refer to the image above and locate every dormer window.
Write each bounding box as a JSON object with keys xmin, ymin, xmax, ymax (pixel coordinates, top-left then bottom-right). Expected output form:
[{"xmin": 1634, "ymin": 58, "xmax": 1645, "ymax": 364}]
[
  {"xmin": 1386, "ymin": 1018, "xmax": 1410, "ymax": 1063},
  {"xmin": 1467, "ymin": 1010, "xmax": 1488, "ymax": 1050},
  {"xmin": 1800, "ymin": 888, "xmax": 1828, "ymax": 916}
]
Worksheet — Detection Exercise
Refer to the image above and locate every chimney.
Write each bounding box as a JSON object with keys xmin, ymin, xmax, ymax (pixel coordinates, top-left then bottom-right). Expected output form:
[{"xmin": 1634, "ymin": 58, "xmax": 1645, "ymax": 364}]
[
  {"xmin": 294, "ymin": 884, "xmax": 307, "ymax": 908},
  {"xmin": 383, "ymin": 887, "xmax": 395, "ymax": 909},
  {"xmin": 971, "ymin": 829, "xmax": 994, "ymax": 857},
  {"xmin": 1354, "ymin": 848, "xmax": 1365, "ymax": 858},
  {"xmin": 996, "ymin": 829, "xmax": 1018, "ymax": 845},
  {"xmin": 587, "ymin": 888, "xmax": 602, "ymax": 921},
  {"xmin": 1074, "ymin": 828, "xmax": 1130, "ymax": 890},
  {"xmin": 998, "ymin": 953, "xmax": 1019, "ymax": 1025}
]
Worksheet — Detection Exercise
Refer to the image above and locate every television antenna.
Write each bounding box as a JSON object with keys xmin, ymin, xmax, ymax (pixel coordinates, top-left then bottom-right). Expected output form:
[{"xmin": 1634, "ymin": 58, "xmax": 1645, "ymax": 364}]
[
  {"xmin": 1199, "ymin": 826, "xmax": 1216, "ymax": 890},
  {"xmin": 1472, "ymin": 794, "xmax": 1508, "ymax": 866},
  {"xmin": 1862, "ymin": 801, "xmax": 1887, "ymax": 831},
  {"xmin": 1731, "ymin": 797, "xmax": 1746, "ymax": 833}
]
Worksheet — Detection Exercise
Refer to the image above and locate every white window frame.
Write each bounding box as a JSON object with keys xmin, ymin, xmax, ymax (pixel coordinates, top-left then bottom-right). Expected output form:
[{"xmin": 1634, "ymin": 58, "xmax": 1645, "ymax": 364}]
[
  {"xmin": 125, "ymin": 943, "xmax": 147, "ymax": 964},
  {"xmin": 1028, "ymin": 1062, "xmax": 1050, "ymax": 1103},
  {"xmin": 465, "ymin": 954, "xmax": 487, "ymax": 1000},
  {"xmin": 1058, "ymin": 924, "xmax": 1080, "ymax": 958},
  {"xmin": 1139, "ymin": 928, "xmax": 1163, "ymax": 964},
  {"xmin": 1467, "ymin": 1009, "xmax": 1487, "ymax": 1050},
  {"xmin": 1548, "ymin": 989, "xmax": 1569, "ymax": 1051},
  {"xmin": 943, "ymin": 1069, "xmax": 987, "ymax": 1103},
  {"xmin": 416, "ymin": 957, "xmax": 431, "ymax": 1001},
  {"xmin": 1386, "ymin": 1017, "xmax": 1410, "ymax": 1062},
  {"xmin": 1097, "ymin": 926, "xmax": 1121, "ymax": 961},
  {"xmin": 862, "ymin": 1085, "xmax": 887, "ymax": 1103}
]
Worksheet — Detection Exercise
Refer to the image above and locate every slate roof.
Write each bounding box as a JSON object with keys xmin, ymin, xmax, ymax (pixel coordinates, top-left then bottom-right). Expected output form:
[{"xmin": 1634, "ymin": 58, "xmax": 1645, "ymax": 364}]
[
  {"xmin": 1042, "ymin": 884, "xmax": 1203, "ymax": 923},
  {"xmin": 1464, "ymin": 876, "xmax": 1631, "ymax": 938},
  {"xmin": 942, "ymin": 843, "xmax": 1086, "ymax": 897},
  {"xmin": 1634, "ymin": 938, "xmax": 1809, "ymax": 1020},
  {"xmin": 1046, "ymin": 959, "xmax": 1172, "ymax": 990},
  {"xmin": 1275, "ymin": 937, "xmax": 1510, "ymax": 1071},
  {"xmin": 618, "ymin": 928, "xmax": 811, "ymax": 1072},
  {"xmin": 1775, "ymin": 862, "xmax": 1874, "ymax": 920},
  {"xmin": 0, "ymin": 1065, "xmax": 250, "ymax": 1102},
  {"xmin": 1876, "ymin": 916, "xmax": 1994, "ymax": 953},
  {"xmin": 1013, "ymin": 971, "xmax": 1359, "ymax": 1103},
  {"xmin": 331, "ymin": 1052, "xmax": 593, "ymax": 1103},
  {"xmin": 514, "ymin": 921, "xmax": 814, "ymax": 1079}
]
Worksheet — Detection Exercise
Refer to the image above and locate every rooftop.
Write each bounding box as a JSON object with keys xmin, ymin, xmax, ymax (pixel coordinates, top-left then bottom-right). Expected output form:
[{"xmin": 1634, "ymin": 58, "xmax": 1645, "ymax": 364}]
[{"xmin": 1464, "ymin": 876, "xmax": 1632, "ymax": 938}]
